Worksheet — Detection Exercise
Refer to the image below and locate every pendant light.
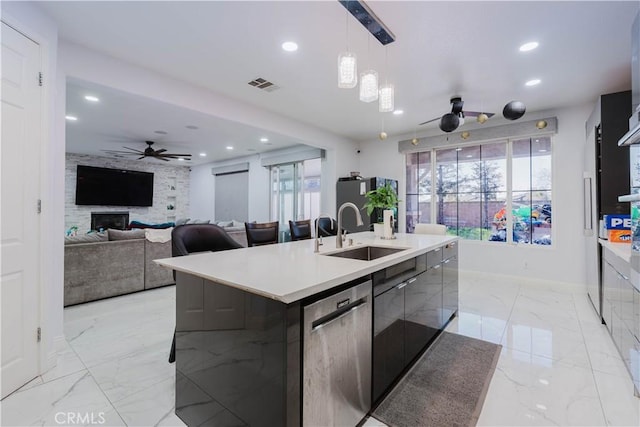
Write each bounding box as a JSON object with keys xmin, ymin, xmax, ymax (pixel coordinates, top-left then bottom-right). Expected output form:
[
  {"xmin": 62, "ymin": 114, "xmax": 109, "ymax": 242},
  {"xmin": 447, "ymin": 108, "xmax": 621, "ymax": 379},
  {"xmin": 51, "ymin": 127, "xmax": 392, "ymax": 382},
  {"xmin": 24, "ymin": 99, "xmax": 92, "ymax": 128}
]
[
  {"xmin": 360, "ymin": 35, "xmax": 378, "ymax": 102},
  {"xmin": 337, "ymin": 9, "xmax": 357, "ymax": 88},
  {"xmin": 338, "ymin": 53, "xmax": 357, "ymax": 88},
  {"xmin": 360, "ymin": 70, "xmax": 379, "ymax": 102},
  {"xmin": 379, "ymin": 84, "xmax": 394, "ymax": 112}
]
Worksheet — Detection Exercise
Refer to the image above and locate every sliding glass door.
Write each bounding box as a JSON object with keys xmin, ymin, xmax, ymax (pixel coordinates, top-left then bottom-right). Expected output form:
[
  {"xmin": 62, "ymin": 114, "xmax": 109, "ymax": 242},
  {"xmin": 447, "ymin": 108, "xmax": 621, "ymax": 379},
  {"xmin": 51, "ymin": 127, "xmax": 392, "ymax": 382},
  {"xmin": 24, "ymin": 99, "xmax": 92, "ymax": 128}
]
[{"xmin": 270, "ymin": 158, "xmax": 321, "ymax": 240}]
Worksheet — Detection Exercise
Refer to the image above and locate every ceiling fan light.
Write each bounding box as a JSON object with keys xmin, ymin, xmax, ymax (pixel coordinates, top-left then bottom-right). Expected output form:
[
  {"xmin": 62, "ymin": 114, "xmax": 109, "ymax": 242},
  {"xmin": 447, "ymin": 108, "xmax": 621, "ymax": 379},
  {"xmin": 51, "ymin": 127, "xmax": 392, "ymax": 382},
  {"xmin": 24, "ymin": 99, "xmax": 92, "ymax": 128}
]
[
  {"xmin": 359, "ymin": 70, "xmax": 378, "ymax": 103},
  {"xmin": 477, "ymin": 113, "xmax": 489, "ymax": 124},
  {"xmin": 338, "ymin": 52, "xmax": 357, "ymax": 88},
  {"xmin": 457, "ymin": 113, "xmax": 465, "ymax": 127},
  {"xmin": 439, "ymin": 113, "xmax": 460, "ymax": 133},
  {"xmin": 536, "ymin": 120, "xmax": 548, "ymax": 129},
  {"xmin": 378, "ymin": 84, "xmax": 394, "ymax": 112}
]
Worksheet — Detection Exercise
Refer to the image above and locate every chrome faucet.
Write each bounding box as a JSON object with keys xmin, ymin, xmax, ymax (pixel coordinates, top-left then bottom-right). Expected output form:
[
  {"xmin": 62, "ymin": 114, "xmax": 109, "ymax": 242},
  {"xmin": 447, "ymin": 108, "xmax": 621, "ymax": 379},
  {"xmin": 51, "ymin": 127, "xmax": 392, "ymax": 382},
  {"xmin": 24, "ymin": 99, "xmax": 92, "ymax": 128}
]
[
  {"xmin": 314, "ymin": 213, "xmax": 333, "ymax": 253},
  {"xmin": 336, "ymin": 202, "xmax": 364, "ymax": 249}
]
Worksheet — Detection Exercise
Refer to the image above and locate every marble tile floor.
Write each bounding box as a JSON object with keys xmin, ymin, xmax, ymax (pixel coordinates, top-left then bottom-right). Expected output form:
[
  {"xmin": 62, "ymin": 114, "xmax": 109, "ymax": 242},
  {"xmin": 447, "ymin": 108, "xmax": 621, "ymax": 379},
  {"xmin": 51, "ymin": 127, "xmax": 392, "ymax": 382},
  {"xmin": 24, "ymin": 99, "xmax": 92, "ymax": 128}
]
[{"xmin": 2, "ymin": 272, "xmax": 639, "ymax": 426}]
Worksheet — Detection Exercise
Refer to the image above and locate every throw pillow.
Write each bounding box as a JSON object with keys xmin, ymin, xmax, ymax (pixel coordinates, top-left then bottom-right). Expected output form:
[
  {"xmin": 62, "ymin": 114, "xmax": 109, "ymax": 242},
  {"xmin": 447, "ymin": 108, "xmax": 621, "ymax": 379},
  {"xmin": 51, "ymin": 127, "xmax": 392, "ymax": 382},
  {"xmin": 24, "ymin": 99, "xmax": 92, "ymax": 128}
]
[
  {"xmin": 145, "ymin": 227, "xmax": 173, "ymax": 243},
  {"xmin": 108, "ymin": 228, "xmax": 145, "ymax": 241},
  {"xmin": 232, "ymin": 220, "xmax": 245, "ymax": 228},
  {"xmin": 216, "ymin": 220, "xmax": 233, "ymax": 227},
  {"xmin": 187, "ymin": 219, "xmax": 211, "ymax": 224},
  {"xmin": 129, "ymin": 220, "xmax": 175, "ymax": 229},
  {"xmin": 64, "ymin": 232, "xmax": 108, "ymax": 245},
  {"xmin": 175, "ymin": 218, "xmax": 190, "ymax": 226}
]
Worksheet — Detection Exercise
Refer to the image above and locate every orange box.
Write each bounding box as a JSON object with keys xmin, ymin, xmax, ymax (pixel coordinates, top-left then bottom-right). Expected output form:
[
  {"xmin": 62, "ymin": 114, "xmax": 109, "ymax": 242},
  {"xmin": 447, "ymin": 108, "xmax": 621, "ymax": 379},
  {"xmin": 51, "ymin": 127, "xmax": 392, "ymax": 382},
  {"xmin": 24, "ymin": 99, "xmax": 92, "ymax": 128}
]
[{"xmin": 608, "ymin": 229, "xmax": 631, "ymax": 243}]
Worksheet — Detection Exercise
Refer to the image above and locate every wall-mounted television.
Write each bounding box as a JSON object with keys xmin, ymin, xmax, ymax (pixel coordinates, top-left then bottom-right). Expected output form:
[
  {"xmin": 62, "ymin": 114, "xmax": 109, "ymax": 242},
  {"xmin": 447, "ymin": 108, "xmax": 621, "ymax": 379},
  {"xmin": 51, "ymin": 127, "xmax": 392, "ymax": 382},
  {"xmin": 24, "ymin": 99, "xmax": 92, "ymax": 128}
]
[{"xmin": 75, "ymin": 165, "xmax": 154, "ymax": 207}]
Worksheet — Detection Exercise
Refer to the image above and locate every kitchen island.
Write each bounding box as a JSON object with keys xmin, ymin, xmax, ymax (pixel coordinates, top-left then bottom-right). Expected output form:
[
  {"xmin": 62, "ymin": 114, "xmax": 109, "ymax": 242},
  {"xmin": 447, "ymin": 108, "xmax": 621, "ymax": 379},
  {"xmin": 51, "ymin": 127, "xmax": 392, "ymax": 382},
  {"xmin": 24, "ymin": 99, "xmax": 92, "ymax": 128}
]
[{"xmin": 156, "ymin": 231, "xmax": 458, "ymax": 427}]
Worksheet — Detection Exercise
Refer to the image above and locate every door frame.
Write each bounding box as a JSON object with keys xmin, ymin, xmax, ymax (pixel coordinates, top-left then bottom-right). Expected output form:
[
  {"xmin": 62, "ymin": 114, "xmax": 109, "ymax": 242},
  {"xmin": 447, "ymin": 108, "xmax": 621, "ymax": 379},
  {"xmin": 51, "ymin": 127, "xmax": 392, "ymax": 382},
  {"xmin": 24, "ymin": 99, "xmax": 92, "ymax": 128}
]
[{"xmin": 1, "ymin": 10, "xmax": 58, "ymax": 378}]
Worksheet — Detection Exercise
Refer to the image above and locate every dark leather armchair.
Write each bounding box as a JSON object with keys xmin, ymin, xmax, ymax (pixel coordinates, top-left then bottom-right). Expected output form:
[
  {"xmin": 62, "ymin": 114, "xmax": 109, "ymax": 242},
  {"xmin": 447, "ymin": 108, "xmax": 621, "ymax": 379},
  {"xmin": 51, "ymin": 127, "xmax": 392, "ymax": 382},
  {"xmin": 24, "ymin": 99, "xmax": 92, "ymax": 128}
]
[
  {"xmin": 245, "ymin": 221, "xmax": 279, "ymax": 247},
  {"xmin": 289, "ymin": 219, "xmax": 312, "ymax": 241},
  {"xmin": 169, "ymin": 224, "xmax": 243, "ymax": 363},
  {"xmin": 315, "ymin": 217, "xmax": 338, "ymax": 237}
]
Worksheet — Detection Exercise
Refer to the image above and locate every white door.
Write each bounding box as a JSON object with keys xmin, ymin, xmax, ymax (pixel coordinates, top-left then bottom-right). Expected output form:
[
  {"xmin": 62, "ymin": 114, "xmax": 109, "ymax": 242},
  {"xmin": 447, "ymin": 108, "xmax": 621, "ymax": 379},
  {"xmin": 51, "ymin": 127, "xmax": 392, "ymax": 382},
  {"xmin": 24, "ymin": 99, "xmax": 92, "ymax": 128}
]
[{"xmin": 1, "ymin": 21, "xmax": 42, "ymax": 399}]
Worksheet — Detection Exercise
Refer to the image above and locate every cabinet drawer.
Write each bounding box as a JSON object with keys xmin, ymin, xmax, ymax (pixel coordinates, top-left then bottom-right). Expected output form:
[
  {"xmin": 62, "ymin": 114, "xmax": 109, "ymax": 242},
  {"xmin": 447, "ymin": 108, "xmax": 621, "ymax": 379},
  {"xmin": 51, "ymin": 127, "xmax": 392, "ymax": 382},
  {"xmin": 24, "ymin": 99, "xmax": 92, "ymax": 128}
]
[
  {"xmin": 373, "ymin": 254, "xmax": 426, "ymax": 296},
  {"xmin": 427, "ymin": 247, "xmax": 442, "ymax": 268},
  {"xmin": 443, "ymin": 240, "xmax": 458, "ymax": 260}
]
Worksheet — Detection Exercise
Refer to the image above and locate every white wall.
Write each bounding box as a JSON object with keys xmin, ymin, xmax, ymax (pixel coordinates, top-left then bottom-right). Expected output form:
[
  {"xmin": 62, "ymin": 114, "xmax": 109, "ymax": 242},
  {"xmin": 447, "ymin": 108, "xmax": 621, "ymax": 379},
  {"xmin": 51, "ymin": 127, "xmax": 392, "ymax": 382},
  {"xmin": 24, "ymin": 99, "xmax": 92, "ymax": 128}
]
[
  {"xmin": 190, "ymin": 153, "xmax": 270, "ymax": 222},
  {"xmin": 190, "ymin": 145, "xmax": 350, "ymax": 223},
  {"xmin": 2, "ymin": 1, "xmax": 64, "ymax": 372},
  {"xmin": 357, "ymin": 104, "xmax": 594, "ymax": 286},
  {"xmin": 58, "ymin": 42, "xmax": 360, "ymax": 217}
]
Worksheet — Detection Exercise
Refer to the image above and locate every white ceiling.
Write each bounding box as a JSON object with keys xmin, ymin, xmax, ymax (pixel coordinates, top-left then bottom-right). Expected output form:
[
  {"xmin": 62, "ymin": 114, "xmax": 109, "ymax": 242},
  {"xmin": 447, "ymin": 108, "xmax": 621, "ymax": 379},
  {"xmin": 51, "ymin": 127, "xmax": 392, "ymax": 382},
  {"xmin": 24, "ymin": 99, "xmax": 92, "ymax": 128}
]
[
  {"xmin": 38, "ymin": 0, "xmax": 639, "ymax": 164},
  {"xmin": 65, "ymin": 78, "xmax": 304, "ymax": 165}
]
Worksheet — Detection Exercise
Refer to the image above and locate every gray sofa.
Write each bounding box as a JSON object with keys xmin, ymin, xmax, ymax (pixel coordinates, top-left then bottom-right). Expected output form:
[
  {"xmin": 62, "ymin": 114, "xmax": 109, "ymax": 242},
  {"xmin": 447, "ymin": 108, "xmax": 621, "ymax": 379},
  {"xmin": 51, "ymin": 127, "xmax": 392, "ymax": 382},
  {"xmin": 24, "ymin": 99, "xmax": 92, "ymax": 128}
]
[{"xmin": 64, "ymin": 230, "xmax": 174, "ymax": 306}]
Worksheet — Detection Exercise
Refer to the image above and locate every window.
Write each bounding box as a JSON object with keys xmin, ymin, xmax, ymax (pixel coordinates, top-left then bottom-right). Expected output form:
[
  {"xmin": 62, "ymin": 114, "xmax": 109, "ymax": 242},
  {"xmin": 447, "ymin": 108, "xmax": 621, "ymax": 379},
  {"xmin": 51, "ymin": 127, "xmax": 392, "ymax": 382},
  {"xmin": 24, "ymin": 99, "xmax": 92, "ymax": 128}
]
[
  {"xmin": 270, "ymin": 158, "xmax": 321, "ymax": 240},
  {"xmin": 406, "ymin": 136, "xmax": 552, "ymax": 245}
]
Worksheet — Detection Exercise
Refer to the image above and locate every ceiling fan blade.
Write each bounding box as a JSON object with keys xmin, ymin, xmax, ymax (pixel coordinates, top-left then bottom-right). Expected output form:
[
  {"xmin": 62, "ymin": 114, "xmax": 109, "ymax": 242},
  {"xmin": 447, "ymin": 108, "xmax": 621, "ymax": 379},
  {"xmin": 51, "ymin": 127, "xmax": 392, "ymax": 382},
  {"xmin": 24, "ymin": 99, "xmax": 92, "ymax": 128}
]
[
  {"xmin": 138, "ymin": 156, "xmax": 146, "ymax": 160},
  {"xmin": 154, "ymin": 149, "xmax": 167, "ymax": 154},
  {"xmin": 157, "ymin": 153, "xmax": 192, "ymax": 157},
  {"xmin": 462, "ymin": 111, "xmax": 495, "ymax": 118},
  {"xmin": 122, "ymin": 146, "xmax": 145, "ymax": 154},
  {"xmin": 157, "ymin": 156, "xmax": 170, "ymax": 161},
  {"xmin": 419, "ymin": 117, "xmax": 441, "ymax": 126},
  {"xmin": 102, "ymin": 149, "xmax": 140, "ymax": 155}
]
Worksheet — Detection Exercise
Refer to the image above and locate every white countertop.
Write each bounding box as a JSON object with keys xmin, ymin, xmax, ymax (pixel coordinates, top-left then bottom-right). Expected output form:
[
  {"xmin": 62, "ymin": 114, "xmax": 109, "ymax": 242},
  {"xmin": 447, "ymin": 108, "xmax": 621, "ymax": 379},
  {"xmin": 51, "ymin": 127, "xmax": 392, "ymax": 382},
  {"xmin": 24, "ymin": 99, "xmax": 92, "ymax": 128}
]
[
  {"xmin": 155, "ymin": 232, "xmax": 458, "ymax": 304},
  {"xmin": 599, "ymin": 238, "xmax": 631, "ymax": 263}
]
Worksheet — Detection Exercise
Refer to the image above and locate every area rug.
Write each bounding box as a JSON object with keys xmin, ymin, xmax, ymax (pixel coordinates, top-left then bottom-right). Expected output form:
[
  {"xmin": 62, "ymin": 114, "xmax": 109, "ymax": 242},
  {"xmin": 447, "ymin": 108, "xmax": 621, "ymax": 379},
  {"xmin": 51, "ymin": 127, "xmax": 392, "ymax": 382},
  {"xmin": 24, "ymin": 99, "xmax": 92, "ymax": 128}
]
[{"xmin": 372, "ymin": 331, "xmax": 502, "ymax": 427}]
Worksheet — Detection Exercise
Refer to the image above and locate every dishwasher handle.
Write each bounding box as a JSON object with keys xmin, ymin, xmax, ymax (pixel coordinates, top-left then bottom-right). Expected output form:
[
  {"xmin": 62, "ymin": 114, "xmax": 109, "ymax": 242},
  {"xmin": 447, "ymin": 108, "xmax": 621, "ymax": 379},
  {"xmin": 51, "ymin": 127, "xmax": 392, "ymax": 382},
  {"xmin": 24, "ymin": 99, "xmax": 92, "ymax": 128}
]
[{"xmin": 311, "ymin": 297, "xmax": 368, "ymax": 332}]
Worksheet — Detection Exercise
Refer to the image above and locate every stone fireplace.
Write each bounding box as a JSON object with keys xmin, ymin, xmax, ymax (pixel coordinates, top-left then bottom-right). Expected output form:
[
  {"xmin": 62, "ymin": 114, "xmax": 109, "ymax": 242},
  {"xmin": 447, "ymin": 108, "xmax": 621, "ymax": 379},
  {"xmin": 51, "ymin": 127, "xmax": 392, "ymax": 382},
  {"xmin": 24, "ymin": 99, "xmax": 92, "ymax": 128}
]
[{"xmin": 91, "ymin": 211, "xmax": 129, "ymax": 231}]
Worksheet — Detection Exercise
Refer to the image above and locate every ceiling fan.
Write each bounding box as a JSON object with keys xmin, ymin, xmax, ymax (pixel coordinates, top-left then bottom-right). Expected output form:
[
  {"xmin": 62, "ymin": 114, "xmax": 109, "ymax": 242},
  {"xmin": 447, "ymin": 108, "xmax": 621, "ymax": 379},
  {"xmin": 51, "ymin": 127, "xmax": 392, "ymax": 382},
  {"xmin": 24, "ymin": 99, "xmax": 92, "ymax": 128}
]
[
  {"xmin": 419, "ymin": 96, "xmax": 495, "ymax": 133},
  {"xmin": 103, "ymin": 141, "xmax": 192, "ymax": 162}
]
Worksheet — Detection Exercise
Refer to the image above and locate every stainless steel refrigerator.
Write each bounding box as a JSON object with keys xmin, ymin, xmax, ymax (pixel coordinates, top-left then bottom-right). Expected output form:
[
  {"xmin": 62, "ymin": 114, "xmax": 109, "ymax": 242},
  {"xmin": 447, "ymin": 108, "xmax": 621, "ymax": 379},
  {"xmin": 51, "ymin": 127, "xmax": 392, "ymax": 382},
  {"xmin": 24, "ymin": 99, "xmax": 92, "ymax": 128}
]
[{"xmin": 336, "ymin": 177, "xmax": 398, "ymax": 233}]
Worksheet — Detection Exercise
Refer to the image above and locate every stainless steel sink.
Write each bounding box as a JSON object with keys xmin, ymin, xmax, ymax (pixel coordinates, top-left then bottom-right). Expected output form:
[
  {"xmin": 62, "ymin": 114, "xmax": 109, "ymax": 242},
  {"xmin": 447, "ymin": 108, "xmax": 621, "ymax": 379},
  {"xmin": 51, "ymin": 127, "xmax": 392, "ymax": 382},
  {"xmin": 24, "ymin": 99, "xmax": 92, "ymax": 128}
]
[{"xmin": 322, "ymin": 245, "xmax": 407, "ymax": 261}]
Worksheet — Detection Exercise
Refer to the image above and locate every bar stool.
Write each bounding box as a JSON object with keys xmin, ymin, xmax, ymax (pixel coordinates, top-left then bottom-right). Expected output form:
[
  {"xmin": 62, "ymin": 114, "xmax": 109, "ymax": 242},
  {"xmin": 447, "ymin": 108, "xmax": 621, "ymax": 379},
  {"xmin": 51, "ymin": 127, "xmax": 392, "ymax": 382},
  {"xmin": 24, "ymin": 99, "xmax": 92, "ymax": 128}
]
[
  {"xmin": 245, "ymin": 221, "xmax": 279, "ymax": 246},
  {"xmin": 289, "ymin": 219, "xmax": 312, "ymax": 241}
]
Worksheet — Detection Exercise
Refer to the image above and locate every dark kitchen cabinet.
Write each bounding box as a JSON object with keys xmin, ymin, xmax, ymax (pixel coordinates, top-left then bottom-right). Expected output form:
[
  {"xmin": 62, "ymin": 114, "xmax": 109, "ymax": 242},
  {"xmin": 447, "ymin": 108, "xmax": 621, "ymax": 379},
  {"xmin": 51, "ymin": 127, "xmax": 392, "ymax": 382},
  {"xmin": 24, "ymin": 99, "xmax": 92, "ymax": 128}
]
[
  {"xmin": 373, "ymin": 247, "xmax": 453, "ymax": 403},
  {"xmin": 588, "ymin": 91, "xmax": 631, "ymax": 217},
  {"xmin": 373, "ymin": 283, "xmax": 405, "ymax": 402}
]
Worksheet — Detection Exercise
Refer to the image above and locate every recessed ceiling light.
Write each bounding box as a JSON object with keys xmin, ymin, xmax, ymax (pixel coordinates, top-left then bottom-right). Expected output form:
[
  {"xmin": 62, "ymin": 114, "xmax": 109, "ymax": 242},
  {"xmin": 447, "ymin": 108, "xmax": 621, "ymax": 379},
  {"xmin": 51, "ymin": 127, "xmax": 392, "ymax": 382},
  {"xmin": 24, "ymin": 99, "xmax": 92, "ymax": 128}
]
[
  {"xmin": 539, "ymin": 149, "xmax": 547, "ymax": 153},
  {"xmin": 65, "ymin": 115, "xmax": 78, "ymax": 121},
  {"xmin": 525, "ymin": 79, "xmax": 541, "ymax": 87},
  {"xmin": 178, "ymin": 157, "xmax": 185, "ymax": 161},
  {"xmin": 199, "ymin": 152, "xmax": 207, "ymax": 157},
  {"xmin": 519, "ymin": 41, "xmax": 539, "ymax": 52},
  {"xmin": 84, "ymin": 95, "xmax": 99, "ymax": 102},
  {"xmin": 455, "ymin": 148, "xmax": 462, "ymax": 151},
  {"xmin": 393, "ymin": 110, "xmax": 404, "ymax": 115},
  {"xmin": 226, "ymin": 146, "xmax": 234, "ymax": 150},
  {"xmin": 282, "ymin": 41, "xmax": 298, "ymax": 52},
  {"xmin": 185, "ymin": 125, "xmax": 199, "ymax": 130},
  {"xmin": 260, "ymin": 137, "xmax": 269, "ymax": 142},
  {"xmin": 466, "ymin": 155, "xmax": 473, "ymax": 158},
  {"xmin": 154, "ymin": 130, "xmax": 168, "ymax": 135}
]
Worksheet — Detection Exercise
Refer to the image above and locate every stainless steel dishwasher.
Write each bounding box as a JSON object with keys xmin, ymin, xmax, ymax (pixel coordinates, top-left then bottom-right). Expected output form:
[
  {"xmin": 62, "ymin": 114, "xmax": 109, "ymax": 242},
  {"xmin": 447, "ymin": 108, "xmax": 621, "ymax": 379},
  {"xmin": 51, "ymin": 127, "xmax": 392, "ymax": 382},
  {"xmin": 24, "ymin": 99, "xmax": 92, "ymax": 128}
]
[{"xmin": 303, "ymin": 279, "xmax": 372, "ymax": 427}]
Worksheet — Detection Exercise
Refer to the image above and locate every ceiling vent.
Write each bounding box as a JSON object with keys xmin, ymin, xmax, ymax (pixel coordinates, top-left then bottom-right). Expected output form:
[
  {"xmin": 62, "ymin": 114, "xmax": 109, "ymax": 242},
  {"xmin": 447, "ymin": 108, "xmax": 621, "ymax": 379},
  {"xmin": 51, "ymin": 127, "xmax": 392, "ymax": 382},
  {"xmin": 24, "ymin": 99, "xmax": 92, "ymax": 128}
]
[{"xmin": 248, "ymin": 77, "xmax": 280, "ymax": 92}]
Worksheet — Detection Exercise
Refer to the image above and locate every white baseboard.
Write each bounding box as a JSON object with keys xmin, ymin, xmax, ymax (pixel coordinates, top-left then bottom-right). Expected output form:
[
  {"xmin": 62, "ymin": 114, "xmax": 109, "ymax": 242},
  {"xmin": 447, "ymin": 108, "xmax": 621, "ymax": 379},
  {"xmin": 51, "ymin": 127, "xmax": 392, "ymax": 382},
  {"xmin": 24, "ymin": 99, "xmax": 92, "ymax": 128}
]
[{"xmin": 459, "ymin": 268, "xmax": 586, "ymax": 292}]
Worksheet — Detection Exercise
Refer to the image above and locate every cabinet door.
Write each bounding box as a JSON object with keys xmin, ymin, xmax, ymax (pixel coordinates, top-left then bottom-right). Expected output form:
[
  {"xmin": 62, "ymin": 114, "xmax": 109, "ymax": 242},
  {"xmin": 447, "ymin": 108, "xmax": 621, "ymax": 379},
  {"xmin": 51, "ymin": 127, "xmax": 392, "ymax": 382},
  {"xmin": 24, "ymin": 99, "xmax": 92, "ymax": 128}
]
[
  {"xmin": 426, "ymin": 263, "xmax": 443, "ymax": 331},
  {"xmin": 373, "ymin": 285, "xmax": 405, "ymax": 403},
  {"xmin": 442, "ymin": 254, "xmax": 459, "ymax": 324},
  {"xmin": 404, "ymin": 271, "xmax": 431, "ymax": 364}
]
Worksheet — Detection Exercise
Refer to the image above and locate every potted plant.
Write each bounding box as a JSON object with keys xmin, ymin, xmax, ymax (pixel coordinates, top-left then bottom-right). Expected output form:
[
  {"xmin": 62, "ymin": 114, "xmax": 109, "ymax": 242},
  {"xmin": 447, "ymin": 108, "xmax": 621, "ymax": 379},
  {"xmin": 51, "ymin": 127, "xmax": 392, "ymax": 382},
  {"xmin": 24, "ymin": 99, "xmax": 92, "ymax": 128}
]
[{"xmin": 363, "ymin": 182, "xmax": 399, "ymax": 237}]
